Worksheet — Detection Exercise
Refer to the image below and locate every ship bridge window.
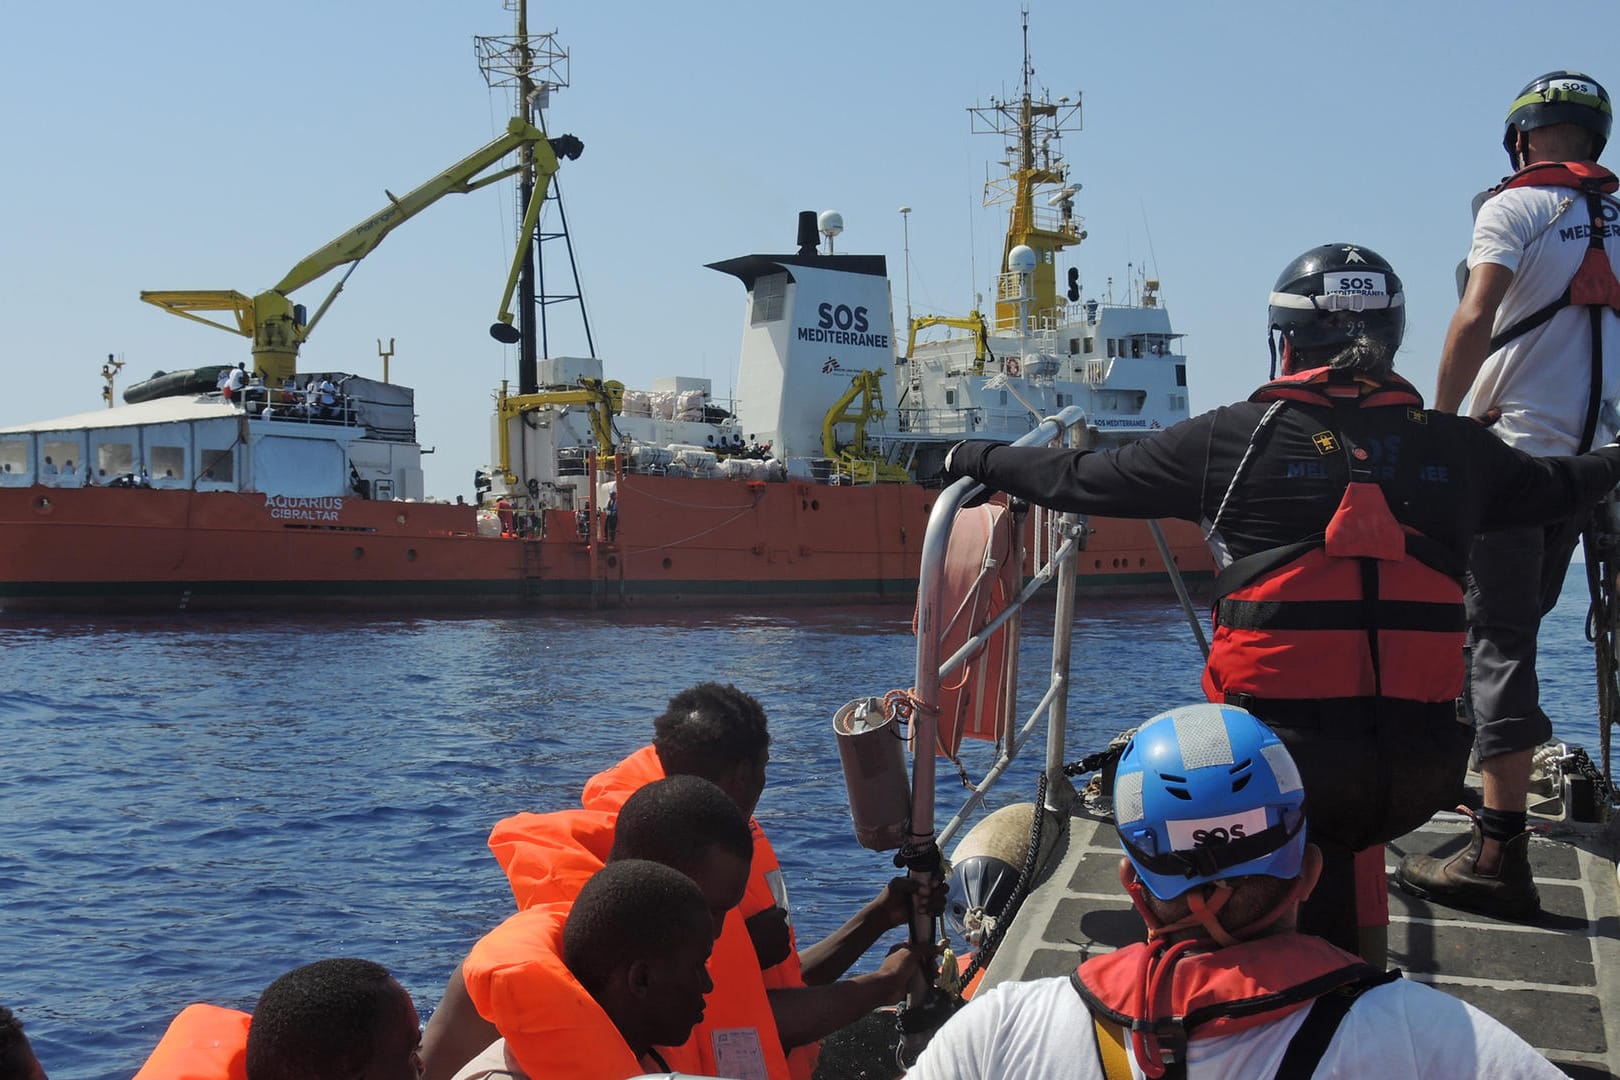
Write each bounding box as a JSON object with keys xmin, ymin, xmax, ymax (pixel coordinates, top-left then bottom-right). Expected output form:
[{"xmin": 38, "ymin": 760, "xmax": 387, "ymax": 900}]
[
  {"xmin": 1176, "ymin": 363, "xmax": 1187, "ymax": 387},
  {"xmin": 1131, "ymin": 338, "xmax": 1143, "ymax": 358},
  {"xmin": 1106, "ymin": 339, "xmax": 1117, "ymax": 358},
  {"xmin": 945, "ymin": 388, "xmax": 956, "ymax": 406},
  {"xmin": 150, "ymin": 446, "xmax": 186, "ymax": 485},
  {"xmin": 96, "ymin": 442, "xmax": 134, "ymax": 480},
  {"xmin": 1083, "ymin": 336, "xmax": 1095, "ymax": 353},
  {"xmin": 42, "ymin": 439, "xmax": 83, "ymax": 482},
  {"xmin": 751, "ymin": 273, "xmax": 788, "ymax": 325},
  {"xmin": 200, "ymin": 448, "xmax": 234, "ymax": 484},
  {"xmin": 0, "ymin": 440, "xmax": 27, "ymax": 478}
]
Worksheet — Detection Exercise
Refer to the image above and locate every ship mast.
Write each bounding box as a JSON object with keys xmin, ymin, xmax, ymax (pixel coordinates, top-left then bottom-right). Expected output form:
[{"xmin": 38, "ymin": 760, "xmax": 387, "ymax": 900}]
[
  {"xmin": 969, "ymin": 10, "xmax": 1084, "ymax": 331},
  {"xmin": 477, "ymin": 2, "xmax": 594, "ymax": 395}
]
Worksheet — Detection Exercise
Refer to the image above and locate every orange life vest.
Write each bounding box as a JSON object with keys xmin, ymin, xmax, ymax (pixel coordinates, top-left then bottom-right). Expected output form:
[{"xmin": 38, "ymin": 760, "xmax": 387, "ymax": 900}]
[
  {"xmin": 488, "ymin": 806, "xmax": 616, "ymax": 909},
  {"xmin": 131, "ymin": 1003, "xmax": 251, "ymax": 1080},
  {"xmin": 462, "ymin": 903, "xmax": 653, "ymax": 1079},
  {"xmin": 1073, "ymin": 932, "xmax": 1392, "ymax": 1076},
  {"xmin": 582, "ymin": 745, "xmax": 809, "ymax": 1079},
  {"xmin": 1203, "ymin": 368, "xmax": 1466, "ymax": 705}
]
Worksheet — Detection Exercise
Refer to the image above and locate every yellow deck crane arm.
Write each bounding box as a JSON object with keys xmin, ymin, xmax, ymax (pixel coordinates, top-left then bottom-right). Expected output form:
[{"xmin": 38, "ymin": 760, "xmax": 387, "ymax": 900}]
[
  {"xmin": 139, "ymin": 117, "xmax": 583, "ymax": 388},
  {"xmin": 905, "ymin": 311, "xmax": 991, "ymax": 375},
  {"xmin": 495, "ymin": 377, "xmax": 625, "ymax": 484}
]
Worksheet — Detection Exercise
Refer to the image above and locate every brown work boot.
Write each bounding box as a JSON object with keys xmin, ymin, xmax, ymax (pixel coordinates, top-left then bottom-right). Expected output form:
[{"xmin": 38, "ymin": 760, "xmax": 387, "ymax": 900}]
[{"xmin": 1394, "ymin": 817, "xmax": 1540, "ymax": 921}]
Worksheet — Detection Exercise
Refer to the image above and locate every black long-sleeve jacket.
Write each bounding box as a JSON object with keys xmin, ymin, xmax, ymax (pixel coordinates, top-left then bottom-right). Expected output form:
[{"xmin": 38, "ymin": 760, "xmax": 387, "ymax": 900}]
[{"xmin": 946, "ymin": 386, "xmax": 1620, "ymax": 568}]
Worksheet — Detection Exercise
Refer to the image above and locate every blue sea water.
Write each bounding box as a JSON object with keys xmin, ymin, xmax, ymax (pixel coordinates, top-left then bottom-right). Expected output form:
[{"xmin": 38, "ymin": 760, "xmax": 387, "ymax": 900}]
[{"xmin": 0, "ymin": 567, "xmax": 1608, "ymax": 1080}]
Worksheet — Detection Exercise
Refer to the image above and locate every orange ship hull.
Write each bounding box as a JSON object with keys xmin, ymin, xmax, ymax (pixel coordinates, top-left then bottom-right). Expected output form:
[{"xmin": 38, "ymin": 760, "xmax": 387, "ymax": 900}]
[{"xmin": 0, "ymin": 475, "xmax": 1213, "ymax": 613}]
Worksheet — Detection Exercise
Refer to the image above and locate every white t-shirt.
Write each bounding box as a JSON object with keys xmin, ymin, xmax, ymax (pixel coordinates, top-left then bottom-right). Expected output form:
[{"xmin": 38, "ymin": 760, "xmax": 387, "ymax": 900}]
[
  {"xmin": 903, "ymin": 974, "xmax": 1565, "ymax": 1080},
  {"xmin": 1465, "ymin": 182, "xmax": 1620, "ymax": 455},
  {"xmin": 449, "ymin": 1039, "xmax": 526, "ymax": 1080}
]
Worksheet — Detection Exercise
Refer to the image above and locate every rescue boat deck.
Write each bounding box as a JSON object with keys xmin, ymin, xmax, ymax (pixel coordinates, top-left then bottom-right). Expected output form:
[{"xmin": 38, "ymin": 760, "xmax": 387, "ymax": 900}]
[{"xmin": 978, "ymin": 771, "xmax": 1620, "ymax": 1078}]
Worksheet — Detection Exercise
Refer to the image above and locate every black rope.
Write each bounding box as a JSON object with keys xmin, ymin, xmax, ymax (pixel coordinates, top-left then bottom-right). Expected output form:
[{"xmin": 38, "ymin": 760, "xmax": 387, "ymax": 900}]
[{"xmin": 956, "ymin": 770, "xmax": 1048, "ymax": 989}]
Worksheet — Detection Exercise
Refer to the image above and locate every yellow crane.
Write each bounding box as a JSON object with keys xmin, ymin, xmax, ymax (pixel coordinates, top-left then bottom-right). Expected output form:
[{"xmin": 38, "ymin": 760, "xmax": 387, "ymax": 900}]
[
  {"xmin": 140, "ymin": 117, "xmax": 583, "ymax": 388},
  {"xmin": 821, "ymin": 370, "xmax": 909, "ymax": 483}
]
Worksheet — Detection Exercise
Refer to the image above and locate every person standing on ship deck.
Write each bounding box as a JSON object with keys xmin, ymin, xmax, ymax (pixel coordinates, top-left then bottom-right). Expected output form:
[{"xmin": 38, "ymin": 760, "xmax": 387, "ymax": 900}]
[
  {"xmin": 1395, "ymin": 72, "xmax": 1620, "ymax": 922},
  {"xmin": 225, "ymin": 362, "xmax": 247, "ymax": 405},
  {"xmin": 944, "ymin": 242, "xmax": 1620, "ymax": 961}
]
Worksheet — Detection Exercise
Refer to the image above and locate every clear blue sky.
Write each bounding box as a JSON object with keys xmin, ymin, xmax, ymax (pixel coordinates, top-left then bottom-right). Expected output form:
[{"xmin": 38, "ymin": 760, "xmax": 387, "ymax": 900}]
[{"xmin": 1, "ymin": 1, "xmax": 1611, "ymax": 499}]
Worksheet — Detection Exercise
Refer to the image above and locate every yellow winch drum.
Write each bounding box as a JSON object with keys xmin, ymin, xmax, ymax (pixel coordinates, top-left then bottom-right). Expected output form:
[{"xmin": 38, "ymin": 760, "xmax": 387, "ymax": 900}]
[{"xmin": 833, "ymin": 697, "xmax": 911, "ymax": 852}]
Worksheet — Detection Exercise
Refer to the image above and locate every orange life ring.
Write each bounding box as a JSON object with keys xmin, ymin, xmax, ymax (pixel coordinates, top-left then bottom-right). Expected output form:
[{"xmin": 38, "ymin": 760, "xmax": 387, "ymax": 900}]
[{"xmin": 1005, "ymin": 357, "xmax": 1020, "ymax": 377}]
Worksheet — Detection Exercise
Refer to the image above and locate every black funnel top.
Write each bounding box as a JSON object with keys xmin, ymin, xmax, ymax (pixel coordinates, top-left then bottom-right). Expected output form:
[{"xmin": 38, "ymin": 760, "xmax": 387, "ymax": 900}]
[{"xmin": 796, "ymin": 211, "xmax": 819, "ymax": 257}]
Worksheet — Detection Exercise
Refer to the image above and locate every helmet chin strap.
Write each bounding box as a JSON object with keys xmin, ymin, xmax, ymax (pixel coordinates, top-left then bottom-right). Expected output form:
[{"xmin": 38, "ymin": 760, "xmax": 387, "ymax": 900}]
[{"xmin": 1117, "ymin": 861, "xmax": 1315, "ymax": 1077}]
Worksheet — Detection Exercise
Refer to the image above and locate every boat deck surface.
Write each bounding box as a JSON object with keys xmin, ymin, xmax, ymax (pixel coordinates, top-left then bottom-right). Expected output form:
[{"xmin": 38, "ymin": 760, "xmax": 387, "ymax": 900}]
[{"xmin": 978, "ymin": 773, "xmax": 1620, "ymax": 1078}]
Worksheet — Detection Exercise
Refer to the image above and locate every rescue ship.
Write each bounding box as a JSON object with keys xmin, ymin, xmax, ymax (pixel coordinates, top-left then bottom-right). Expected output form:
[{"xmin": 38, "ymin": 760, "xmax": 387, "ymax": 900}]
[{"xmin": 0, "ymin": 22, "xmax": 1211, "ymax": 614}]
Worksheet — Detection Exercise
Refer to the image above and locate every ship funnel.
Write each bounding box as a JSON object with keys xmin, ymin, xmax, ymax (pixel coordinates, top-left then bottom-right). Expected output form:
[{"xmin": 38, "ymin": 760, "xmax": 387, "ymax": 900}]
[{"xmin": 796, "ymin": 211, "xmax": 819, "ymax": 256}]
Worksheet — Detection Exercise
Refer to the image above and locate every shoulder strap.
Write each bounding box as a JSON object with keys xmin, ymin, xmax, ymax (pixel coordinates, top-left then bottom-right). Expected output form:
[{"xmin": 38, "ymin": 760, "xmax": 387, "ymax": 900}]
[
  {"xmin": 1093, "ymin": 1014, "xmax": 1133, "ymax": 1080},
  {"xmin": 1270, "ymin": 968, "xmax": 1402, "ymax": 1080}
]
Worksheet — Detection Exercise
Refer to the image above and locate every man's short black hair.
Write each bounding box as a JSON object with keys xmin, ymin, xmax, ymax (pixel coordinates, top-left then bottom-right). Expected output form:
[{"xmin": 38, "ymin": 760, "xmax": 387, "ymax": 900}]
[
  {"xmin": 0, "ymin": 1005, "xmax": 34, "ymax": 1078},
  {"xmin": 563, "ymin": 860, "xmax": 711, "ymax": 997},
  {"xmin": 245, "ymin": 958, "xmax": 405, "ymax": 1080},
  {"xmin": 610, "ymin": 775, "xmax": 754, "ymax": 872},
  {"xmin": 652, "ymin": 682, "xmax": 770, "ymax": 781}
]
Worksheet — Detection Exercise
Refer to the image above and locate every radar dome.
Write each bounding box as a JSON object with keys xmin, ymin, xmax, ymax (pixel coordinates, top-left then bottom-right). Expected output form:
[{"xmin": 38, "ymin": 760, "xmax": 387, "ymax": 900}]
[
  {"xmin": 1008, "ymin": 245, "xmax": 1037, "ymax": 273},
  {"xmin": 818, "ymin": 210, "xmax": 845, "ymax": 237}
]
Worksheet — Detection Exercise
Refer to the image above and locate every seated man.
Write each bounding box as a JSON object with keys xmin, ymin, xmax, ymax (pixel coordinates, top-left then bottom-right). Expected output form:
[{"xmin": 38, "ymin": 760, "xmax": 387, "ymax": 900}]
[
  {"xmin": 0, "ymin": 1004, "xmax": 48, "ymax": 1080},
  {"xmin": 133, "ymin": 958, "xmax": 422, "ymax": 1080},
  {"xmin": 563, "ymin": 682, "xmax": 935, "ymax": 1078},
  {"xmin": 450, "ymin": 859, "xmax": 715, "ymax": 1080},
  {"xmin": 905, "ymin": 704, "xmax": 1565, "ymax": 1080},
  {"xmin": 423, "ymin": 775, "xmax": 791, "ymax": 1080}
]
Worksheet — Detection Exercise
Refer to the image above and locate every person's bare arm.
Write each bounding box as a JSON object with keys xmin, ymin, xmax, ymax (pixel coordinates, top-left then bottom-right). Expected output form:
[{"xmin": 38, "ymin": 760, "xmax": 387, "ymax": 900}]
[
  {"xmin": 1435, "ymin": 262, "xmax": 1515, "ymax": 413},
  {"xmin": 419, "ymin": 962, "xmax": 501, "ymax": 1080},
  {"xmin": 768, "ymin": 942, "xmax": 930, "ymax": 1049}
]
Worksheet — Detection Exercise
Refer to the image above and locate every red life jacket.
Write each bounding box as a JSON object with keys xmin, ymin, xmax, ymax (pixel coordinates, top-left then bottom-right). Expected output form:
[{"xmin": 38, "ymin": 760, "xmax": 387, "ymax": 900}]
[
  {"xmin": 131, "ymin": 1003, "xmax": 251, "ymax": 1080},
  {"xmin": 1202, "ymin": 368, "xmax": 1467, "ymax": 704},
  {"xmin": 1073, "ymin": 932, "xmax": 1392, "ymax": 1077},
  {"xmin": 1485, "ymin": 161, "xmax": 1620, "ymax": 452}
]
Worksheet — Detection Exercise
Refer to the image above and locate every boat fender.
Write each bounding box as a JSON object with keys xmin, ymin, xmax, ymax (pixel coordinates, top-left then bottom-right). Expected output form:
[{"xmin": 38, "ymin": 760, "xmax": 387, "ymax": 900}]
[{"xmin": 947, "ymin": 802, "xmax": 1063, "ymax": 946}]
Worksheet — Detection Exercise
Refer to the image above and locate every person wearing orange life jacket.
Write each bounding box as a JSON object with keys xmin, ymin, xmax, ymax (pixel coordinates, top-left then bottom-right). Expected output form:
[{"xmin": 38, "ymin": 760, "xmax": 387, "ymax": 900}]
[
  {"xmin": 1397, "ymin": 71, "xmax": 1620, "ymax": 922},
  {"xmin": 944, "ymin": 242, "xmax": 1620, "ymax": 960},
  {"xmin": 451, "ymin": 859, "xmax": 716, "ymax": 1080},
  {"xmin": 905, "ymin": 704, "xmax": 1566, "ymax": 1080},
  {"xmin": 422, "ymin": 776, "xmax": 788, "ymax": 1080},
  {"xmin": 134, "ymin": 958, "xmax": 423, "ymax": 1080},
  {"xmin": 571, "ymin": 682, "xmax": 937, "ymax": 1080}
]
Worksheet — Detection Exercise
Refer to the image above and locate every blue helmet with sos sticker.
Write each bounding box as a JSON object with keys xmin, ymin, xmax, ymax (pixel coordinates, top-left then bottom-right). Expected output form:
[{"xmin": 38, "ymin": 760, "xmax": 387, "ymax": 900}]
[{"xmin": 1113, "ymin": 703, "xmax": 1306, "ymax": 901}]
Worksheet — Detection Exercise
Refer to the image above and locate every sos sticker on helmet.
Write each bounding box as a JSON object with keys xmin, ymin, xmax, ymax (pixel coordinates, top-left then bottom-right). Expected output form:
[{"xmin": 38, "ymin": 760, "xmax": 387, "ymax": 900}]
[
  {"xmin": 1322, "ymin": 271, "xmax": 1388, "ymax": 299},
  {"xmin": 1548, "ymin": 78, "xmax": 1600, "ymax": 98},
  {"xmin": 1166, "ymin": 807, "xmax": 1269, "ymax": 851}
]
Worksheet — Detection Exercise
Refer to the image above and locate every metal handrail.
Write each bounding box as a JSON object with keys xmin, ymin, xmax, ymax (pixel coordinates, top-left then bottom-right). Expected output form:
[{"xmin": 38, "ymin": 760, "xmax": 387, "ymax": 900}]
[{"xmin": 903, "ymin": 405, "xmax": 1088, "ymax": 951}]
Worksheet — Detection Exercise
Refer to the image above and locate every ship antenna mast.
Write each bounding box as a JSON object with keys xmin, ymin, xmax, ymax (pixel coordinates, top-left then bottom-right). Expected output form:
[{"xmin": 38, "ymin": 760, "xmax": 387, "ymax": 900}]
[
  {"xmin": 477, "ymin": 2, "xmax": 594, "ymax": 395},
  {"xmin": 968, "ymin": 8, "xmax": 1083, "ymax": 332},
  {"xmin": 100, "ymin": 353, "xmax": 125, "ymax": 409}
]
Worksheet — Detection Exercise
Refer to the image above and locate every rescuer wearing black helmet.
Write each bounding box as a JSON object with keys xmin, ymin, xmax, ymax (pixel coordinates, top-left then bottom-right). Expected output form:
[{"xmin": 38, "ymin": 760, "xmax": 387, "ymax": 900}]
[
  {"xmin": 1266, "ymin": 243, "xmax": 1406, "ymax": 374},
  {"xmin": 1396, "ymin": 71, "xmax": 1620, "ymax": 922},
  {"xmin": 943, "ymin": 241, "xmax": 1620, "ymax": 961}
]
